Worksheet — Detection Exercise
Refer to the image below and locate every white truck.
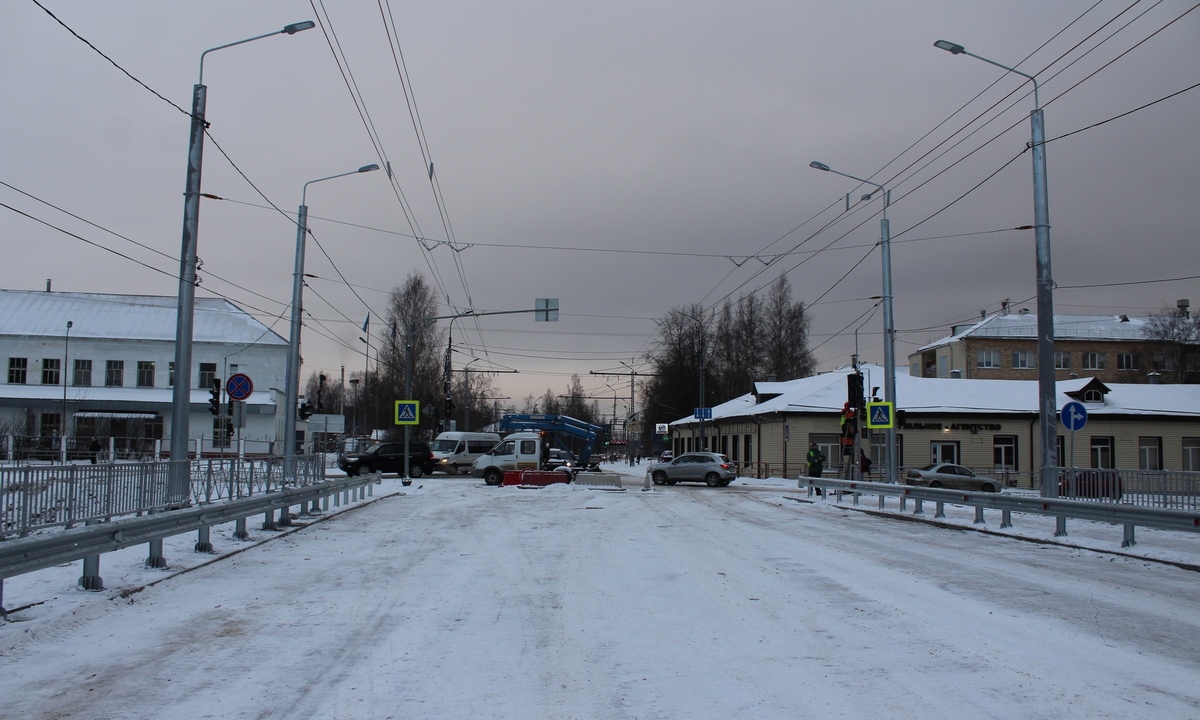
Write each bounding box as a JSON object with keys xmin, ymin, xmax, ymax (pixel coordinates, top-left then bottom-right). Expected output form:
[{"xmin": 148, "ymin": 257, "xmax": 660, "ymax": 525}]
[{"xmin": 470, "ymin": 414, "xmax": 603, "ymax": 486}]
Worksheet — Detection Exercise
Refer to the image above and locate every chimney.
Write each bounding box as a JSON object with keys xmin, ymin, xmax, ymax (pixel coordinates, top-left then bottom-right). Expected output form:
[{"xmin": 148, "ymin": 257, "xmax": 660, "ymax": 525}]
[
  {"xmin": 46, "ymin": 279, "xmax": 51, "ymax": 292},
  {"xmin": 766, "ymin": 374, "xmax": 777, "ymax": 383},
  {"xmin": 1001, "ymin": 298, "xmax": 1010, "ymax": 315},
  {"xmin": 1178, "ymin": 299, "xmax": 1190, "ymax": 318}
]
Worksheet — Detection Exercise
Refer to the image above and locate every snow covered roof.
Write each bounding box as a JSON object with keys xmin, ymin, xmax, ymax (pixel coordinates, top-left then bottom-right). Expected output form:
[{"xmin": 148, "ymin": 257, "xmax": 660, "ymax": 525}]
[
  {"xmin": 916, "ymin": 312, "xmax": 1150, "ymax": 352},
  {"xmin": 669, "ymin": 363, "xmax": 1200, "ymax": 425},
  {"xmin": 0, "ymin": 290, "xmax": 286, "ymax": 346}
]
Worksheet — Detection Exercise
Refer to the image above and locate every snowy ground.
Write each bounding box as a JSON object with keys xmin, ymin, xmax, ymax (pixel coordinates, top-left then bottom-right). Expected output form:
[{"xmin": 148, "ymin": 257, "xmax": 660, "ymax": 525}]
[{"xmin": 1, "ymin": 464, "xmax": 1197, "ymax": 719}]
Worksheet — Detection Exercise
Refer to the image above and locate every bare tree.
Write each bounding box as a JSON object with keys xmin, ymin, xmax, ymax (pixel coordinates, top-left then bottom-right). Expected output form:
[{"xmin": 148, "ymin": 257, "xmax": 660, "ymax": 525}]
[{"xmin": 1142, "ymin": 305, "xmax": 1200, "ymax": 383}]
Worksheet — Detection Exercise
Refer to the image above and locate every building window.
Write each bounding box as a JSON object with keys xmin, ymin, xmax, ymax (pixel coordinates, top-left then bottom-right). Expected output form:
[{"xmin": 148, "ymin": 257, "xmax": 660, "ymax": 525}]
[
  {"xmin": 977, "ymin": 350, "xmax": 1000, "ymax": 369},
  {"xmin": 993, "ymin": 435, "xmax": 1017, "ymax": 470},
  {"xmin": 105, "ymin": 360, "xmax": 124, "ymax": 387},
  {"xmin": 168, "ymin": 362, "xmax": 174, "ymax": 387},
  {"xmin": 1011, "ymin": 351, "xmax": 1034, "ymax": 370},
  {"xmin": 744, "ymin": 434, "xmax": 753, "ymax": 465},
  {"xmin": 8, "ymin": 357, "xmax": 28, "ymax": 384},
  {"xmin": 1183, "ymin": 438, "xmax": 1200, "ymax": 472},
  {"xmin": 1152, "ymin": 354, "xmax": 1167, "ymax": 372},
  {"xmin": 1083, "ymin": 352, "xmax": 1106, "ymax": 370},
  {"xmin": 1118, "ymin": 353, "xmax": 1139, "ymax": 371},
  {"xmin": 1083, "ymin": 389, "xmax": 1104, "ymax": 403},
  {"xmin": 42, "ymin": 358, "xmax": 61, "ymax": 385},
  {"xmin": 1054, "ymin": 352, "xmax": 1071, "ymax": 370},
  {"xmin": 198, "ymin": 362, "xmax": 217, "ymax": 390},
  {"xmin": 74, "ymin": 359, "xmax": 92, "ymax": 386},
  {"xmin": 40, "ymin": 412, "xmax": 62, "ymax": 440},
  {"xmin": 137, "ymin": 361, "xmax": 155, "ymax": 388},
  {"xmin": 1138, "ymin": 437, "xmax": 1162, "ymax": 471},
  {"xmin": 1090, "ymin": 436, "xmax": 1114, "ymax": 469}
]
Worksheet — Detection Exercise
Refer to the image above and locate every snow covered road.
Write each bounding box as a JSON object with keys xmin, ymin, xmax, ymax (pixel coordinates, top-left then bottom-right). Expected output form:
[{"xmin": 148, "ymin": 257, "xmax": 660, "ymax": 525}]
[{"xmin": 2, "ymin": 477, "xmax": 1197, "ymax": 719}]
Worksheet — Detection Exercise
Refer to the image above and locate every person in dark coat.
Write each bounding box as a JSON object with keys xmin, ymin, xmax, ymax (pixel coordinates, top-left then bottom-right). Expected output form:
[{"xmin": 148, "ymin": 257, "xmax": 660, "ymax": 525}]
[
  {"xmin": 859, "ymin": 449, "xmax": 873, "ymax": 478},
  {"xmin": 89, "ymin": 437, "xmax": 102, "ymax": 464}
]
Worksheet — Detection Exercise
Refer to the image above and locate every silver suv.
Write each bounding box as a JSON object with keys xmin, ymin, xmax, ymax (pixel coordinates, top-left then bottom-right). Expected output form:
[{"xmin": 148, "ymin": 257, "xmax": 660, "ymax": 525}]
[{"xmin": 648, "ymin": 452, "xmax": 736, "ymax": 487}]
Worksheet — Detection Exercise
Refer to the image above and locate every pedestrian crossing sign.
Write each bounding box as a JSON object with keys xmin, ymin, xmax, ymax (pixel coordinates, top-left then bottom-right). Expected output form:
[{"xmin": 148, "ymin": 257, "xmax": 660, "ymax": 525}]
[
  {"xmin": 866, "ymin": 401, "xmax": 894, "ymax": 429},
  {"xmin": 394, "ymin": 400, "xmax": 420, "ymax": 425}
]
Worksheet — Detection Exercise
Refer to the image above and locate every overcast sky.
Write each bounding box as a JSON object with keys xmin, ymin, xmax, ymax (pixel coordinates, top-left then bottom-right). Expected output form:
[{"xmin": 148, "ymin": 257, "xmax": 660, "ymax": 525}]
[{"xmin": 3, "ymin": 1, "xmax": 1197, "ymax": 413}]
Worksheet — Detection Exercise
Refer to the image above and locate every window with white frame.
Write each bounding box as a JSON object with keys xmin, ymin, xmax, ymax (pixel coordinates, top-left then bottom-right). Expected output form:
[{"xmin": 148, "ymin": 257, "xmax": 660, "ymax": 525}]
[
  {"xmin": 1090, "ymin": 436, "xmax": 1114, "ymax": 469},
  {"xmin": 198, "ymin": 363, "xmax": 217, "ymax": 390},
  {"xmin": 105, "ymin": 360, "xmax": 124, "ymax": 387},
  {"xmin": 1138, "ymin": 437, "xmax": 1162, "ymax": 471},
  {"xmin": 1118, "ymin": 353, "xmax": 1139, "ymax": 371},
  {"xmin": 1083, "ymin": 352, "xmax": 1106, "ymax": 370},
  {"xmin": 1011, "ymin": 351, "xmax": 1034, "ymax": 369},
  {"xmin": 993, "ymin": 435, "xmax": 1017, "ymax": 470},
  {"xmin": 74, "ymin": 359, "xmax": 92, "ymax": 386},
  {"xmin": 1054, "ymin": 352, "xmax": 1071, "ymax": 370},
  {"xmin": 137, "ymin": 361, "xmax": 155, "ymax": 388},
  {"xmin": 42, "ymin": 358, "xmax": 61, "ymax": 385},
  {"xmin": 1183, "ymin": 437, "xmax": 1200, "ymax": 472},
  {"xmin": 977, "ymin": 350, "xmax": 1000, "ymax": 369},
  {"xmin": 8, "ymin": 357, "xmax": 27, "ymax": 384}
]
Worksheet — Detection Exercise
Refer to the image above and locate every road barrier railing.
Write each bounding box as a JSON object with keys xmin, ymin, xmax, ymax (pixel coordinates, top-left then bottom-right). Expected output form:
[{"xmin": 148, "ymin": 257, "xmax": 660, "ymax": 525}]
[
  {"xmin": 0, "ymin": 471, "xmax": 383, "ymax": 615},
  {"xmin": 798, "ymin": 477, "xmax": 1200, "ymax": 549}
]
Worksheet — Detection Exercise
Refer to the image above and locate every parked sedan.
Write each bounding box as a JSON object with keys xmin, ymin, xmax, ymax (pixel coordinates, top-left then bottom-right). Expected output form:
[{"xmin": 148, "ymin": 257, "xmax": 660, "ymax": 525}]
[
  {"xmin": 905, "ymin": 463, "xmax": 1001, "ymax": 493},
  {"xmin": 648, "ymin": 452, "xmax": 736, "ymax": 487}
]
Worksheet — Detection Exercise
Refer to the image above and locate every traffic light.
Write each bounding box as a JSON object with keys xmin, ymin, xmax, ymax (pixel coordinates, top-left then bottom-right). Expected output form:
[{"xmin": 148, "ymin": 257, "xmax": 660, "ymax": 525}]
[
  {"xmin": 298, "ymin": 401, "xmax": 314, "ymax": 420},
  {"xmin": 847, "ymin": 372, "xmax": 864, "ymax": 411},
  {"xmin": 895, "ymin": 409, "xmax": 906, "ymax": 427},
  {"xmin": 209, "ymin": 379, "xmax": 221, "ymax": 416}
]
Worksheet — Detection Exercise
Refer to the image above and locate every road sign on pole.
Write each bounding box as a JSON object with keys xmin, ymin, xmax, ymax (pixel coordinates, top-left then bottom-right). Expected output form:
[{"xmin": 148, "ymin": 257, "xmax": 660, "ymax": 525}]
[
  {"xmin": 226, "ymin": 373, "xmax": 253, "ymax": 401},
  {"xmin": 395, "ymin": 400, "xmax": 420, "ymax": 425},
  {"xmin": 866, "ymin": 401, "xmax": 894, "ymax": 429},
  {"xmin": 1060, "ymin": 401, "xmax": 1088, "ymax": 432}
]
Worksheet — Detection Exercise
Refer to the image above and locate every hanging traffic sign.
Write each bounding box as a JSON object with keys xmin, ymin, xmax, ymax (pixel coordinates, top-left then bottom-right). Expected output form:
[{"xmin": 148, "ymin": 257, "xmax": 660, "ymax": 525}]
[
  {"xmin": 226, "ymin": 373, "xmax": 253, "ymax": 401},
  {"xmin": 866, "ymin": 401, "xmax": 894, "ymax": 429},
  {"xmin": 1060, "ymin": 401, "xmax": 1088, "ymax": 431},
  {"xmin": 394, "ymin": 400, "xmax": 420, "ymax": 425}
]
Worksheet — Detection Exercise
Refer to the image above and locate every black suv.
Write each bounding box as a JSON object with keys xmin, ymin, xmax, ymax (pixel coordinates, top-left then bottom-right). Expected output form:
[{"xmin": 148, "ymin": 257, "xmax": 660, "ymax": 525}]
[{"xmin": 338, "ymin": 441, "xmax": 434, "ymax": 478}]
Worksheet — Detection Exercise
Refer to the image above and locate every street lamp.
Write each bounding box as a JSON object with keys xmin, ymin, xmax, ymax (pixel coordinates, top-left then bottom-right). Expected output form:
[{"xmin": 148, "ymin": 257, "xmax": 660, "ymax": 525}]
[
  {"xmin": 809, "ymin": 160, "xmax": 897, "ymax": 485},
  {"xmin": 935, "ymin": 39, "xmax": 1056, "ymax": 497},
  {"xmin": 168, "ymin": 20, "xmax": 316, "ymax": 503},
  {"xmin": 348, "ymin": 377, "xmax": 360, "ymax": 440},
  {"xmin": 283, "ymin": 163, "xmax": 379, "ymax": 471},
  {"xmin": 62, "ymin": 321, "xmax": 72, "ymax": 448}
]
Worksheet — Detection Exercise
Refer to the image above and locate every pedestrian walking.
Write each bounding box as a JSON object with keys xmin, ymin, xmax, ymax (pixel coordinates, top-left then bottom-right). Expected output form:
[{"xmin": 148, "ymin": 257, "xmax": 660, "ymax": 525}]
[
  {"xmin": 90, "ymin": 437, "xmax": 102, "ymax": 464},
  {"xmin": 859, "ymin": 449, "xmax": 872, "ymax": 479},
  {"xmin": 806, "ymin": 443, "xmax": 826, "ymax": 478}
]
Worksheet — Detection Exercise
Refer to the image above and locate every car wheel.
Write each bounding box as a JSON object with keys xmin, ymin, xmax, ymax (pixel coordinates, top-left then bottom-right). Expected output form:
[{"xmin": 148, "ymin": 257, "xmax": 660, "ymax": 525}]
[
  {"xmin": 928, "ymin": 480, "xmax": 943, "ymax": 488},
  {"xmin": 409, "ymin": 464, "xmax": 425, "ymax": 478},
  {"xmin": 979, "ymin": 483, "xmax": 998, "ymax": 493},
  {"xmin": 705, "ymin": 472, "xmax": 721, "ymax": 487},
  {"xmin": 484, "ymin": 468, "xmax": 503, "ymax": 486},
  {"xmin": 652, "ymin": 471, "xmax": 667, "ymax": 486},
  {"xmin": 719, "ymin": 480, "xmax": 731, "ymax": 487}
]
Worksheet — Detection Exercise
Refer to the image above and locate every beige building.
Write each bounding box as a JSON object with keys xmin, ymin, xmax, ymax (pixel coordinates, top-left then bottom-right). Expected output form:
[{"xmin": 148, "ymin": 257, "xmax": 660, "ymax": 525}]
[
  {"xmin": 908, "ymin": 310, "xmax": 1181, "ymax": 384},
  {"xmin": 667, "ymin": 365, "xmax": 1200, "ymax": 489}
]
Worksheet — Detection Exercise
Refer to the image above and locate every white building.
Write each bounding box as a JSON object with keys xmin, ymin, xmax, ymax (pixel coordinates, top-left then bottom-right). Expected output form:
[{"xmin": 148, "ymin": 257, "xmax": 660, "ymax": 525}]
[
  {"xmin": 668, "ymin": 364, "xmax": 1200, "ymax": 487},
  {"xmin": 0, "ymin": 289, "xmax": 289, "ymax": 457}
]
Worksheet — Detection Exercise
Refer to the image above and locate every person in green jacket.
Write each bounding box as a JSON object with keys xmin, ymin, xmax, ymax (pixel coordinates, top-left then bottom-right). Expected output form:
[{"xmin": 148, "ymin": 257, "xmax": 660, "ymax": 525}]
[{"xmin": 806, "ymin": 443, "xmax": 826, "ymax": 478}]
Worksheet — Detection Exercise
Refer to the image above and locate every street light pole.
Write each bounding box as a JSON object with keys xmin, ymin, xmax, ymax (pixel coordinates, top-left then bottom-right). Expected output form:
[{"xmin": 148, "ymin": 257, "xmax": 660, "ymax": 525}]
[
  {"xmin": 283, "ymin": 164, "xmax": 379, "ymax": 474},
  {"xmin": 935, "ymin": 39, "xmax": 1056, "ymax": 497},
  {"xmin": 809, "ymin": 160, "xmax": 897, "ymax": 484},
  {"xmin": 168, "ymin": 20, "xmax": 316, "ymax": 504},
  {"xmin": 62, "ymin": 321, "xmax": 72, "ymax": 449}
]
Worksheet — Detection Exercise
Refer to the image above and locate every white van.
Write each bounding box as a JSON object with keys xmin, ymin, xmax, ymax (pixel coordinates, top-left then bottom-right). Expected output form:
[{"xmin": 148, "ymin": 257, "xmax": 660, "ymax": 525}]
[
  {"xmin": 470, "ymin": 431, "xmax": 543, "ymax": 485},
  {"xmin": 430, "ymin": 431, "xmax": 501, "ymax": 474}
]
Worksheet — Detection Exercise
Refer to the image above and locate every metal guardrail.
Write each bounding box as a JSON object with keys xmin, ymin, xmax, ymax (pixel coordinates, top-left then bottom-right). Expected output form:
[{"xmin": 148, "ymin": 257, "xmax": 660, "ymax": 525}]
[
  {"xmin": 0, "ymin": 472, "xmax": 379, "ymax": 583},
  {"xmin": 798, "ymin": 477, "xmax": 1200, "ymax": 548},
  {"xmin": 0, "ymin": 455, "xmax": 325, "ymax": 539}
]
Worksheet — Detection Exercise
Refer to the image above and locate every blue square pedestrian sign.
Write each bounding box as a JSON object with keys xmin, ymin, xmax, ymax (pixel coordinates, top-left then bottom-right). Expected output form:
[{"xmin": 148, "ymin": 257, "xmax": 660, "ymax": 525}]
[
  {"xmin": 394, "ymin": 400, "xmax": 420, "ymax": 425},
  {"xmin": 866, "ymin": 401, "xmax": 894, "ymax": 429}
]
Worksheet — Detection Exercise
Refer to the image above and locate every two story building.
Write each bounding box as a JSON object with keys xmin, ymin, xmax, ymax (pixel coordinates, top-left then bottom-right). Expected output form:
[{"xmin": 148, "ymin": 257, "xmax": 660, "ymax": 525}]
[{"xmin": 0, "ymin": 289, "xmax": 289, "ymax": 457}]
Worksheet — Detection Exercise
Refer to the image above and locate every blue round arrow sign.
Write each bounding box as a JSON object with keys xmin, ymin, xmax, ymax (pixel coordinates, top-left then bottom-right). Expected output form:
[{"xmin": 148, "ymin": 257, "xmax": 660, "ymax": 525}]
[
  {"xmin": 1060, "ymin": 401, "xmax": 1088, "ymax": 431},
  {"xmin": 226, "ymin": 373, "xmax": 254, "ymax": 401}
]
